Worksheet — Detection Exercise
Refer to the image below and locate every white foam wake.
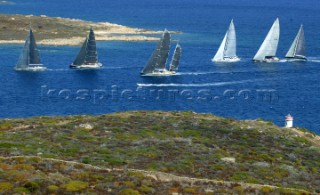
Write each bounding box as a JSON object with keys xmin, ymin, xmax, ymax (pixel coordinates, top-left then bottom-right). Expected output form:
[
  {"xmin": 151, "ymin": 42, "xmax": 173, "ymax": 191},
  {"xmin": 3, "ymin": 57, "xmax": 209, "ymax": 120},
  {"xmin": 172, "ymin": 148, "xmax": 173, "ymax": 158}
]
[
  {"xmin": 46, "ymin": 69, "xmax": 69, "ymax": 71},
  {"xmin": 137, "ymin": 79, "xmax": 262, "ymax": 87},
  {"xmin": 308, "ymin": 57, "xmax": 320, "ymax": 62},
  {"xmin": 102, "ymin": 66, "xmax": 123, "ymax": 69},
  {"xmin": 278, "ymin": 59, "xmax": 287, "ymax": 63},
  {"xmin": 176, "ymin": 71, "xmax": 227, "ymax": 75}
]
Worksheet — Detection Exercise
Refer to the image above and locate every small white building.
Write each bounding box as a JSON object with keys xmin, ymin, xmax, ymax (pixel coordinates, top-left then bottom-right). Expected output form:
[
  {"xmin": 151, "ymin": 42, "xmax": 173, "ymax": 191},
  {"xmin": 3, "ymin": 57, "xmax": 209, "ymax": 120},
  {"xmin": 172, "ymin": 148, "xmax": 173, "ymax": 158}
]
[{"xmin": 285, "ymin": 114, "xmax": 293, "ymax": 128}]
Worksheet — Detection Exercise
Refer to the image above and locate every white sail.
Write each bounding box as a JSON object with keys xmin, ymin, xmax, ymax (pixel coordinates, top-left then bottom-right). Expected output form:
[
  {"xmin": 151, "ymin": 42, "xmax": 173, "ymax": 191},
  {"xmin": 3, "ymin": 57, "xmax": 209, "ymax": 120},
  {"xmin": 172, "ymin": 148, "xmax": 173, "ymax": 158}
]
[
  {"xmin": 285, "ymin": 24, "xmax": 305, "ymax": 59},
  {"xmin": 253, "ymin": 18, "xmax": 280, "ymax": 61},
  {"xmin": 213, "ymin": 32, "xmax": 227, "ymax": 61},
  {"xmin": 224, "ymin": 19, "xmax": 236, "ymax": 57},
  {"xmin": 212, "ymin": 20, "xmax": 238, "ymax": 62}
]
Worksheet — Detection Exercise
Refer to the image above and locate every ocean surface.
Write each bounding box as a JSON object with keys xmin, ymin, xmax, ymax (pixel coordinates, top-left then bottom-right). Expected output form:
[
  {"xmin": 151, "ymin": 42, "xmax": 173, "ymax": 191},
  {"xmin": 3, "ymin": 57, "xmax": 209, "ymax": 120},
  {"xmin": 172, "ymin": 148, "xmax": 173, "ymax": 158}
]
[{"xmin": 0, "ymin": 0, "xmax": 319, "ymax": 134}]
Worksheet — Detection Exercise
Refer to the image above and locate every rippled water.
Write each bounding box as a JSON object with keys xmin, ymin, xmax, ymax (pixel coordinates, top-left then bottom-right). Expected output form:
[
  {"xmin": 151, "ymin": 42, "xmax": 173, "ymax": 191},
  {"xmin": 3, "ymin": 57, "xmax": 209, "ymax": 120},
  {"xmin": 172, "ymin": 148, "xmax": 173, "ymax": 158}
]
[{"xmin": 0, "ymin": 0, "xmax": 319, "ymax": 133}]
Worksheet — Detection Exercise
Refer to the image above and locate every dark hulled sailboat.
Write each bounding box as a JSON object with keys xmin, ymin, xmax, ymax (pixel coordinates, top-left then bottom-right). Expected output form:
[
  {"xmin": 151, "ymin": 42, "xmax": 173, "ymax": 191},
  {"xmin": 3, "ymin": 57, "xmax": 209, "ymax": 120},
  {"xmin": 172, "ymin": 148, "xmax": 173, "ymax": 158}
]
[
  {"xmin": 169, "ymin": 43, "xmax": 182, "ymax": 72},
  {"xmin": 140, "ymin": 29, "xmax": 182, "ymax": 76},
  {"xmin": 285, "ymin": 25, "xmax": 306, "ymax": 61},
  {"xmin": 70, "ymin": 27, "xmax": 102, "ymax": 69}
]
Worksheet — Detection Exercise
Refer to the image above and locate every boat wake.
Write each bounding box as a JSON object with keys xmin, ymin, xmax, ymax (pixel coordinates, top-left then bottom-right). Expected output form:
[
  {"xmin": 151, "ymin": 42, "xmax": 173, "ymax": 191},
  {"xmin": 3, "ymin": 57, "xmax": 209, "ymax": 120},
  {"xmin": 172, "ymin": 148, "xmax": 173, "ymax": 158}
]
[
  {"xmin": 278, "ymin": 59, "xmax": 288, "ymax": 63},
  {"xmin": 307, "ymin": 57, "xmax": 320, "ymax": 63},
  {"xmin": 102, "ymin": 66, "xmax": 129, "ymax": 70},
  {"xmin": 137, "ymin": 79, "xmax": 263, "ymax": 87},
  {"xmin": 177, "ymin": 69, "xmax": 263, "ymax": 75},
  {"xmin": 175, "ymin": 71, "xmax": 220, "ymax": 75},
  {"xmin": 46, "ymin": 69, "xmax": 69, "ymax": 71}
]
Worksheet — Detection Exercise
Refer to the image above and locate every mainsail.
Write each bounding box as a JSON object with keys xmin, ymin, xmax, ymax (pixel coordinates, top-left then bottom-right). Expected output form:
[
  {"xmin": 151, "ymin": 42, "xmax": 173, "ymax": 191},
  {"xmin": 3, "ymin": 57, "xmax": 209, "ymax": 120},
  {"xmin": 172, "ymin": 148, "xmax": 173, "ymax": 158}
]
[
  {"xmin": 16, "ymin": 27, "xmax": 41, "ymax": 69},
  {"xmin": 141, "ymin": 30, "xmax": 171, "ymax": 74},
  {"xmin": 253, "ymin": 18, "xmax": 280, "ymax": 61},
  {"xmin": 169, "ymin": 43, "xmax": 182, "ymax": 72},
  {"xmin": 213, "ymin": 19, "xmax": 237, "ymax": 61},
  {"xmin": 285, "ymin": 25, "xmax": 305, "ymax": 58},
  {"xmin": 72, "ymin": 28, "xmax": 98, "ymax": 66}
]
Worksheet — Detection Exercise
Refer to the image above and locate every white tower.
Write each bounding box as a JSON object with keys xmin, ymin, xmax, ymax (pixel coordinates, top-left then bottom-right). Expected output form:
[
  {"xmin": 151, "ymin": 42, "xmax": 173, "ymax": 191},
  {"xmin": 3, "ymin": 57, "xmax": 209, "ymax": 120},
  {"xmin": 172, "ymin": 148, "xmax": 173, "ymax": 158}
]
[{"xmin": 285, "ymin": 114, "xmax": 293, "ymax": 128}]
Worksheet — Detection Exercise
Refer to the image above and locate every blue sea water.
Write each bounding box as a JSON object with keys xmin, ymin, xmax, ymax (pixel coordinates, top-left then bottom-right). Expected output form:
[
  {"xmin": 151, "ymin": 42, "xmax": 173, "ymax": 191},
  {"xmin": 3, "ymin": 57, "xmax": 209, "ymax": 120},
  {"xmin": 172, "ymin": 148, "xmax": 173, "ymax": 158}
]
[{"xmin": 0, "ymin": 0, "xmax": 320, "ymax": 134}]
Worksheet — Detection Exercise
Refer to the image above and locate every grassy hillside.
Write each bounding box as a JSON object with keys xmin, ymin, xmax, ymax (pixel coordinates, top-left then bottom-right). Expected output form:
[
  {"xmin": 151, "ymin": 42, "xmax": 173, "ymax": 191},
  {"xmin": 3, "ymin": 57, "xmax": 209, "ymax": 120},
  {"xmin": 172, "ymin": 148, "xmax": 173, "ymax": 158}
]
[{"xmin": 0, "ymin": 111, "xmax": 319, "ymax": 194}]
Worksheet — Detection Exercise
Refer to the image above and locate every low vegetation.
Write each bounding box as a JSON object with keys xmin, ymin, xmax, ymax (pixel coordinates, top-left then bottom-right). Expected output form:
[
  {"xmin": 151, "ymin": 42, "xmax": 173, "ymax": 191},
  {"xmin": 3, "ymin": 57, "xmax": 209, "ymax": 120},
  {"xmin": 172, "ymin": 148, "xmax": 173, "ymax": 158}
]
[{"xmin": 0, "ymin": 111, "xmax": 318, "ymax": 194}]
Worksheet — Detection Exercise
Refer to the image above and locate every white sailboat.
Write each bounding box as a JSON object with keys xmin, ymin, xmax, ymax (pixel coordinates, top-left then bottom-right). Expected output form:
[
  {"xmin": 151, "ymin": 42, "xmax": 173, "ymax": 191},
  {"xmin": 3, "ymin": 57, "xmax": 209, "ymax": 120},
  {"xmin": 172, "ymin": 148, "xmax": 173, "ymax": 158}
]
[
  {"xmin": 285, "ymin": 25, "xmax": 306, "ymax": 61},
  {"xmin": 212, "ymin": 19, "xmax": 240, "ymax": 62},
  {"xmin": 253, "ymin": 18, "xmax": 280, "ymax": 62}
]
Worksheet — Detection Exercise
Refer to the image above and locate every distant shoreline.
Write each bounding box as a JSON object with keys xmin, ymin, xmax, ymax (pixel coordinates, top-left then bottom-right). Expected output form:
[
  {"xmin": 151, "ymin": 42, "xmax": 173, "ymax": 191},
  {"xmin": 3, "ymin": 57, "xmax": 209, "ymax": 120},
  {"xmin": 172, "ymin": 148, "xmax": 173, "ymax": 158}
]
[
  {"xmin": 0, "ymin": 36, "xmax": 160, "ymax": 46},
  {"xmin": 0, "ymin": 14, "xmax": 181, "ymax": 46}
]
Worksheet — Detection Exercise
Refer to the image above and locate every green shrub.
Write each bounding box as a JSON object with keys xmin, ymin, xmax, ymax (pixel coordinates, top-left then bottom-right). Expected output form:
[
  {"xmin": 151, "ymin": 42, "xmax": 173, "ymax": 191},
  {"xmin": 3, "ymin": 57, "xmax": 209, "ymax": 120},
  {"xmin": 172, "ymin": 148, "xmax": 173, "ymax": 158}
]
[
  {"xmin": 276, "ymin": 188, "xmax": 300, "ymax": 195},
  {"xmin": 97, "ymin": 148, "xmax": 111, "ymax": 154},
  {"xmin": 13, "ymin": 164, "xmax": 35, "ymax": 171},
  {"xmin": 0, "ymin": 143, "xmax": 22, "ymax": 149},
  {"xmin": 124, "ymin": 181, "xmax": 135, "ymax": 188},
  {"xmin": 24, "ymin": 181, "xmax": 40, "ymax": 192},
  {"xmin": 294, "ymin": 137, "xmax": 311, "ymax": 145},
  {"xmin": 127, "ymin": 171, "xmax": 145, "ymax": 179},
  {"xmin": 73, "ymin": 163, "xmax": 85, "ymax": 169},
  {"xmin": 233, "ymin": 185, "xmax": 244, "ymax": 192},
  {"xmin": 107, "ymin": 157, "xmax": 126, "ymax": 167},
  {"xmin": 218, "ymin": 128, "xmax": 232, "ymax": 134},
  {"xmin": 74, "ymin": 172, "xmax": 90, "ymax": 179},
  {"xmin": 211, "ymin": 164, "xmax": 226, "ymax": 171},
  {"xmin": 0, "ymin": 122, "xmax": 13, "ymax": 131},
  {"xmin": 273, "ymin": 168, "xmax": 289, "ymax": 179},
  {"xmin": 231, "ymin": 172, "xmax": 249, "ymax": 181},
  {"xmin": 47, "ymin": 185, "xmax": 59, "ymax": 192},
  {"xmin": 182, "ymin": 130, "xmax": 201, "ymax": 137},
  {"xmin": 257, "ymin": 154, "xmax": 274, "ymax": 162},
  {"xmin": 0, "ymin": 182, "xmax": 14, "ymax": 192},
  {"xmin": 104, "ymin": 175, "xmax": 114, "ymax": 182},
  {"xmin": 63, "ymin": 180, "xmax": 89, "ymax": 192},
  {"xmin": 139, "ymin": 185, "xmax": 154, "ymax": 193},
  {"xmin": 81, "ymin": 156, "xmax": 91, "ymax": 164},
  {"xmin": 14, "ymin": 187, "xmax": 29, "ymax": 193},
  {"xmin": 147, "ymin": 162, "xmax": 159, "ymax": 170},
  {"xmin": 261, "ymin": 186, "xmax": 273, "ymax": 193},
  {"xmin": 245, "ymin": 177, "xmax": 259, "ymax": 184},
  {"xmin": 119, "ymin": 188, "xmax": 140, "ymax": 195},
  {"xmin": 183, "ymin": 187, "xmax": 197, "ymax": 194}
]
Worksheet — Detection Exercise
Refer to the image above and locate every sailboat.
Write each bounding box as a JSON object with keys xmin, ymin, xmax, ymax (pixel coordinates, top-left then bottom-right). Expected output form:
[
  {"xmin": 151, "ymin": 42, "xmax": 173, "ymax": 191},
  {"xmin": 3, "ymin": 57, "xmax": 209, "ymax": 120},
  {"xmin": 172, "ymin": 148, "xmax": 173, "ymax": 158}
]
[
  {"xmin": 212, "ymin": 19, "xmax": 240, "ymax": 62},
  {"xmin": 285, "ymin": 25, "xmax": 306, "ymax": 61},
  {"xmin": 140, "ymin": 29, "xmax": 182, "ymax": 76},
  {"xmin": 15, "ymin": 26, "xmax": 46, "ymax": 71},
  {"xmin": 253, "ymin": 18, "xmax": 280, "ymax": 62},
  {"xmin": 70, "ymin": 27, "xmax": 102, "ymax": 69},
  {"xmin": 169, "ymin": 43, "xmax": 182, "ymax": 73}
]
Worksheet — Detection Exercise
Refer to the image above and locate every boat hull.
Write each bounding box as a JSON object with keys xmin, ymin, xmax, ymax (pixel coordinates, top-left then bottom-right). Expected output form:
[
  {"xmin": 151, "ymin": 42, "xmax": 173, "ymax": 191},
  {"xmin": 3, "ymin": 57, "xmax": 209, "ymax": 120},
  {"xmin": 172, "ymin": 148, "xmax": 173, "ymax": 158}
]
[
  {"xmin": 253, "ymin": 56, "xmax": 279, "ymax": 63},
  {"xmin": 70, "ymin": 63, "xmax": 102, "ymax": 69},
  {"xmin": 285, "ymin": 55, "xmax": 307, "ymax": 61},
  {"xmin": 212, "ymin": 56, "xmax": 240, "ymax": 63},
  {"xmin": 15, "ymin": 64, "xmax": 46, "ymax": 71},
  {"xmin": 140, "ymin": 69, "xmax": 176, "ymax": 77}
]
